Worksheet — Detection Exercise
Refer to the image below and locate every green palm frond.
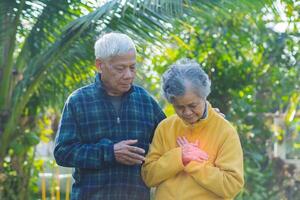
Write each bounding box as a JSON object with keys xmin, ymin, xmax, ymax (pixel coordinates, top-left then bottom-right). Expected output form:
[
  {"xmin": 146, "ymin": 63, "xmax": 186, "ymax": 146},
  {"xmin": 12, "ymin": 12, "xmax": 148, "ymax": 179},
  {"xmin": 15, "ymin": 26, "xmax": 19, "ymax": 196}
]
[
  {"xmin": 26, "ymin": 0, "xmax": 174, "ymax": 109},
  {"xmin": 0, "ymin": 0, "xmax": 185, "ymax": 157}
]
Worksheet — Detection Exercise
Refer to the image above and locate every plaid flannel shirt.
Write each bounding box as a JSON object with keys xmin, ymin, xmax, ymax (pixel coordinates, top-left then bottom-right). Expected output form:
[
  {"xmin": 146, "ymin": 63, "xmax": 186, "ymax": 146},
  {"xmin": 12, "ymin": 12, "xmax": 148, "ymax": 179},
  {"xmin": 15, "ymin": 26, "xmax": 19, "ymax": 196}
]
[{"xmin": 54, "ymin": 74, "xmax": 166, "ymax": 200}]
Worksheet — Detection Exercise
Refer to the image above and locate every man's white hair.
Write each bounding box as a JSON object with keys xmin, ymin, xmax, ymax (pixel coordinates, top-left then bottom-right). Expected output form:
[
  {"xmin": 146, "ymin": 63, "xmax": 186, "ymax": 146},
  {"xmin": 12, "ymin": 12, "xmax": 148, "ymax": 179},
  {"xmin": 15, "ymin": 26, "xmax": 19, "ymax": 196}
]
[{"xmin": 94, "ymin": 32, "xmax": 136, "ymax": 60}]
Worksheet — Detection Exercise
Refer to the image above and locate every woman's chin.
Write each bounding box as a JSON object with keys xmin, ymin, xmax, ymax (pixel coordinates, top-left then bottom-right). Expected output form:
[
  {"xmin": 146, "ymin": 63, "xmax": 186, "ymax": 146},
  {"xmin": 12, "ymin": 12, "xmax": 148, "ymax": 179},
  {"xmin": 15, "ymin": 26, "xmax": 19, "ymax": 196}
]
[{"xmin": 183, "ymin": 118, "xmax": 197, "ymax": 124}]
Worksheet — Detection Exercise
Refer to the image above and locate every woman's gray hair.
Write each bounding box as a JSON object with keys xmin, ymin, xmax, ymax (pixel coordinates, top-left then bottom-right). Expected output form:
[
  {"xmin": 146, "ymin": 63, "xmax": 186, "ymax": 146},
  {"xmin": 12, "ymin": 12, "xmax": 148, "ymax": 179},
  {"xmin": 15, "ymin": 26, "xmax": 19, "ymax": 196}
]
[
  {"xmin": 94, "ymin": 32, "xmax": 136, "ymax": 60},
  {"xmin": 162, "ymin": 58, "xmax": 211, "ymax": 103}
]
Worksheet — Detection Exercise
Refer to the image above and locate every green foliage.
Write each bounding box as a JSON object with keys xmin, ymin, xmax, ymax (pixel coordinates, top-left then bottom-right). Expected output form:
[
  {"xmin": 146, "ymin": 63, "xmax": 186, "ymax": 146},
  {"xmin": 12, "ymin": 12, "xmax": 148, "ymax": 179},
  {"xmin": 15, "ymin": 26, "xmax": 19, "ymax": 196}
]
[
  {"xmin": 0, "ymin": 0, "xmax": 299, "ymax": 199},
  {"xmin": 0, "ymin": 0, "xmax": 184, "ymax": 199},
  {"xmin": 144, "ymin": 0, "xmax": 300, "ymax": 199}
]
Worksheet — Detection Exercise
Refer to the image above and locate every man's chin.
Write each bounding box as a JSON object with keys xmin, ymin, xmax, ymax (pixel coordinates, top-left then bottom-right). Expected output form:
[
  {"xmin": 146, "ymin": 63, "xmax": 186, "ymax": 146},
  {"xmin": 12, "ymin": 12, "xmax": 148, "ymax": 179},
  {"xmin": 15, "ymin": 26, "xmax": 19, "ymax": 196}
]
[{"xmin": 120, "ymin": 85, "xmax": 131, "ymax": 92}]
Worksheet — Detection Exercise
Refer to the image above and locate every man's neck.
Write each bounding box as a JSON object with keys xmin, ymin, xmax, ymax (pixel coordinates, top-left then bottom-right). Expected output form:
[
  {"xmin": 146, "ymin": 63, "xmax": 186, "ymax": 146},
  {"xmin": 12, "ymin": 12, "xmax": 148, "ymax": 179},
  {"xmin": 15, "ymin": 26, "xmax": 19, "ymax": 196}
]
[
  {"xmin": 105, "ymin": 90, "xmax": 123, "ymax": 96},
  {"xmin": 101, "ymin": 81, "xmax": 123, "ymax": 96}
]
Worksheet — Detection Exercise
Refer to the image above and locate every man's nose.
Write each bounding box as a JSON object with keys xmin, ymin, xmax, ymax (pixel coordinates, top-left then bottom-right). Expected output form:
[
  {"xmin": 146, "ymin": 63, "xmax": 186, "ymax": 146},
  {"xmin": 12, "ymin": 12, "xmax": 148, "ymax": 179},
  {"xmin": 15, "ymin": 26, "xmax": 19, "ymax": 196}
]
[{"xmin": 123, "ymin": 68, "xmax": 135, "ymax": 79}]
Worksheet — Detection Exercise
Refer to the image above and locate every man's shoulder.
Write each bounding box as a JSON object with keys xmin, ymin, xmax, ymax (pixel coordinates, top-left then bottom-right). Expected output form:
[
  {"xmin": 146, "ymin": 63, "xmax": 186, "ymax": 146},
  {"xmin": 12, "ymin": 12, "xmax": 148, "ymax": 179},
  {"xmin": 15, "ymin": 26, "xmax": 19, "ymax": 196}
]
[
  {"xmin": 132, "ymin": 84, "xmax": 148, "ymax": 94},
  {"xmin": 67, "ymin": 83, "xmax": 96, "ymax": 103},
  {"xmin": 131, "ymin": 85, "xmax": 155, "ymax": 100}
]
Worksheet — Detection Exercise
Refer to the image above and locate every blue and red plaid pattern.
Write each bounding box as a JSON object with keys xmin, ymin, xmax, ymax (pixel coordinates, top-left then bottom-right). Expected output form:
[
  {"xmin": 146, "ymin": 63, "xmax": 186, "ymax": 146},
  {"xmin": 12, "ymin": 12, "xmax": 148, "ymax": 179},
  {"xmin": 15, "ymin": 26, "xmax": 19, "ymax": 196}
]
[{"xmin": 54, "ymin": 73, "xmax": 166, "ymax": 200}]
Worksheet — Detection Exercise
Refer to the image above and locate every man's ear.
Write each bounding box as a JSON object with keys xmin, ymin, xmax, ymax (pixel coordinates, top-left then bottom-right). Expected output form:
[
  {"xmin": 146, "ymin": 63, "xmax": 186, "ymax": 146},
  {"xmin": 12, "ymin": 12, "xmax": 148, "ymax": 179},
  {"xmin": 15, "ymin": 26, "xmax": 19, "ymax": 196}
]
[{"xmin": 95, "ymin": 59, "xmax": 102, "ymax": 72}]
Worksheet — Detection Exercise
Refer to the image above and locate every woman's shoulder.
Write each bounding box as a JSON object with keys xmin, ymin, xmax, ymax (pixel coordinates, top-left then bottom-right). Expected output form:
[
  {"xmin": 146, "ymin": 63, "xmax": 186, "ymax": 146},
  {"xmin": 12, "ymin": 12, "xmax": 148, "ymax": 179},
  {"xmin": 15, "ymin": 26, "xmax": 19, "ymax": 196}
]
[
  {"xmin": 209, "ymin": 109, "xmax": 238, "ymax": 138},
  {"xmin": 156, "ymin": 114, "xmax": 180, "ymax": 129}
]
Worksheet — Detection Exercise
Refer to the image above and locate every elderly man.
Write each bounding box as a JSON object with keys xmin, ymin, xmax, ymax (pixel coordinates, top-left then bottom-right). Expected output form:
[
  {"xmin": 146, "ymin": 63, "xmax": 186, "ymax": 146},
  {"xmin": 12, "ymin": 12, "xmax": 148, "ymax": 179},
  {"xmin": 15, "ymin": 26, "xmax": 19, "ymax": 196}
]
[
  {"xmin": 54, "ymin": 32, "xmax": 166, "ymax": 200},
  {"xmin": 142, "ymin": 59, "xmax": 244, "ymax": 199}
]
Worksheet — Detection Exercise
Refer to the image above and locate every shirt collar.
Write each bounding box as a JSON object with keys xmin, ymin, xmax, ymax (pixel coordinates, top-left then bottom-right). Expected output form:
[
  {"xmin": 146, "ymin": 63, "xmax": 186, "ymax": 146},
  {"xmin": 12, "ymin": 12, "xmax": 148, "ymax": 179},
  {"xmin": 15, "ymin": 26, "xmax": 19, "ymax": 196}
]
[{"xmin": 200, "ymin": 101, "xmax": 208, "ymax": 120}]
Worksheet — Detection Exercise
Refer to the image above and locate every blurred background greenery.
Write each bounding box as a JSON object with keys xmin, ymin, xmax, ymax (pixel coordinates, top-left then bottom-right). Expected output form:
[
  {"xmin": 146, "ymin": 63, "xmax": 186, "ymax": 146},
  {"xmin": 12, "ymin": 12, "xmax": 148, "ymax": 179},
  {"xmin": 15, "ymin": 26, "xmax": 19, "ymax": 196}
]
[{"xmin": 0, "ymin": 0, "xmax": 299, "ymax": 199}]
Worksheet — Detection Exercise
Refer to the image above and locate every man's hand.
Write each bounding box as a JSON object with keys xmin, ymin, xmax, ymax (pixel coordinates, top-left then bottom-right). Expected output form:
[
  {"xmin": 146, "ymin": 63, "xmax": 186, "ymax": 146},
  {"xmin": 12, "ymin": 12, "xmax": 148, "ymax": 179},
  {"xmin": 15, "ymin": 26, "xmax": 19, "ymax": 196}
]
[
  {"xmin": 114, "ymin": 139, "xmax": 145, "ymax": 165},
  {"xmin": 213, "ymin": 107, "xmax": 225, "ymax": 118},
  {"xmin": 177, "ymin": 136, "xmax": 209, "ymax": 166}
]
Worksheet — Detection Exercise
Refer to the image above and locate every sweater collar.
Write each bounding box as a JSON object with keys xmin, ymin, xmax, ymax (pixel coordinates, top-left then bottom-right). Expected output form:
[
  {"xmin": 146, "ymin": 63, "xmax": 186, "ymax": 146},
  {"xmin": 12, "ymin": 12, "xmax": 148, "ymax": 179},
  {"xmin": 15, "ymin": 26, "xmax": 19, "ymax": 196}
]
[{"xmin": 179, "ymin": 101, "xmax": 214, "ymax": 129}]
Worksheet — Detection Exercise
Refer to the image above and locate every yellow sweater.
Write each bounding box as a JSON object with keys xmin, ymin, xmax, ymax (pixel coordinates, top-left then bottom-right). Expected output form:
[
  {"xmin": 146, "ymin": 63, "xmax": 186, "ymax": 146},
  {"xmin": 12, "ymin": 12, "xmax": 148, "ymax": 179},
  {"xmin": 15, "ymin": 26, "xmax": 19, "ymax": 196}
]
[{"xmin": 141, "ymin": 103, "xmax": 244, "ymax": 200}]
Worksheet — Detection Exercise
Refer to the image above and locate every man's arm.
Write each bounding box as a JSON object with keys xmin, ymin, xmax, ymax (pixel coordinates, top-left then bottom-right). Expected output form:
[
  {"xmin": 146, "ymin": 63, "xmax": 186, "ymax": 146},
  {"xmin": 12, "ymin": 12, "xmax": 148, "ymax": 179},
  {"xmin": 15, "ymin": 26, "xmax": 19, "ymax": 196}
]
[
  {"xmin": 54, "ymin": 97, "xmax": 145, "ymax": 168},
  {"xmin": 149, "ymin": 97, "xmax": 166, "ymax": 143},
  {"xmin": 53, "ymin": 98, "xmax": 116, "ymax": 169}
]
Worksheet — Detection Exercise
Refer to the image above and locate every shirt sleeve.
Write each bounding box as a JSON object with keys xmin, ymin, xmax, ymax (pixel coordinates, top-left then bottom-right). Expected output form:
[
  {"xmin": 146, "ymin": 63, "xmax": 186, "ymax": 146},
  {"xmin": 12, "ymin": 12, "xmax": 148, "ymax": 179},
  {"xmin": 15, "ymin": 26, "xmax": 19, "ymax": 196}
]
[
  {"xmin": 184, "ymin": 133, "xmax": 244, "ymax": 198},
  {"xmin": 141, "ymin": 126, "xmax": 184, "ymax": 187},
  {"xmin": 53, "ymin": 96, "xmax": 115, "ymax": 169},
  {"xmin": 149, "ymin": 98, "xmax": 166, "ymax": 143}
]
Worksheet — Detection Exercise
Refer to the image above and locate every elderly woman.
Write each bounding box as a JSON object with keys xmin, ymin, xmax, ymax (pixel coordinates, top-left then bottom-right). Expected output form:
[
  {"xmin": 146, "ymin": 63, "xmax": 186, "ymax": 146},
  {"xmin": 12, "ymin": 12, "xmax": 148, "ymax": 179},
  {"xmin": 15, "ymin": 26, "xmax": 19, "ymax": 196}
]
[{"xmin": 141, "ymin": 59, "xmax": 244, "ymax": 200}]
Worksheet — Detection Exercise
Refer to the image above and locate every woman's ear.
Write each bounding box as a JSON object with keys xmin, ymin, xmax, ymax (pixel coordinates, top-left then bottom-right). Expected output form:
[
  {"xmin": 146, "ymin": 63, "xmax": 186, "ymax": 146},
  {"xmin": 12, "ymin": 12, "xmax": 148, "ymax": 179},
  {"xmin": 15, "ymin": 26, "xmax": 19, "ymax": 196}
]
[{"xmin": 95, "ymin": 59, "xmax": 102, "ymax": 72}]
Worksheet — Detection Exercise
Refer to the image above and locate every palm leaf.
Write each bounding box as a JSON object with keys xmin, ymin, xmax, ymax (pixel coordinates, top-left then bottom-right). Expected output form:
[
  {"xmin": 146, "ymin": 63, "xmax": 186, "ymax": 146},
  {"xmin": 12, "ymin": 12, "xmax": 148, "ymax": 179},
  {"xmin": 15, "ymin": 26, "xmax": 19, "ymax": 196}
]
[{"xmin": 0, "ymin": 0, "xmax": 184, "ymax": 156}]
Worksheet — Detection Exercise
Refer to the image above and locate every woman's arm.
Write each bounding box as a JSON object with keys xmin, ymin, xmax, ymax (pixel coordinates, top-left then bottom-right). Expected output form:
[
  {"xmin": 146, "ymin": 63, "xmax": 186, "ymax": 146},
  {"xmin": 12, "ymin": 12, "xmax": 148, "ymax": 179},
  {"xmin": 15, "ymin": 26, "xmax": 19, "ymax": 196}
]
[
  {"xmin": 141, "ymin": 127, "xmax": 184, "ymax": 187},
  {"xmin": 184, "ymin": 133, "xmax": 244, "ymax": 198}
]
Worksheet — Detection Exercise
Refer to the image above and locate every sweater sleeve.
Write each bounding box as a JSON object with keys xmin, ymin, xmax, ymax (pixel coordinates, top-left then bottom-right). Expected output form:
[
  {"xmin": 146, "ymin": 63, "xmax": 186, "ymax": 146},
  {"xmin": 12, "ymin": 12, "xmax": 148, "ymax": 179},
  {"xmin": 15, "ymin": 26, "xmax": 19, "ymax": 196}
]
[
  {"xmin": 184, "ymin": 133, "xmax": 244, "ymax": 198},
  {"xmin": 141, "ymin": 126, "xmax": 184, "ymax": 187},
  {"xmin": 53, "ymin": 97, "xmax": 115, "ymax": 169}
]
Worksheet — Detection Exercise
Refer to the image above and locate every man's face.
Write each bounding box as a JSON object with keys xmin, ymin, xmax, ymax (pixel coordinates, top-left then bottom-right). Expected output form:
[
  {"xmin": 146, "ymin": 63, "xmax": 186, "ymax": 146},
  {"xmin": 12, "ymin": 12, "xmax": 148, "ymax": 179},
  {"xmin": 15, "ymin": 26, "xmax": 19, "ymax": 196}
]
[
  {"xmin": 172, "ymin": 90, "xmax": 206, "ymax": 124},
  {"xmin": 96, "ymin": 51, "xmax": 136, "ymax": 96}
]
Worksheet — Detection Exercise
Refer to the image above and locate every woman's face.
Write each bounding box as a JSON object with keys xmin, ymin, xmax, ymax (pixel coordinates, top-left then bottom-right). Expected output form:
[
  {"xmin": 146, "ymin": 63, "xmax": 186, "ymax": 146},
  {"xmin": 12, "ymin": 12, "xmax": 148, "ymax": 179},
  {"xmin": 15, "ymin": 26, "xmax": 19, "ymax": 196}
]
[{"xmin": 172, "ymin": 90, "xmax": 206, "ymax": 124}]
